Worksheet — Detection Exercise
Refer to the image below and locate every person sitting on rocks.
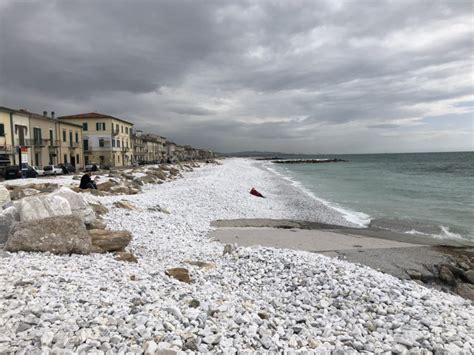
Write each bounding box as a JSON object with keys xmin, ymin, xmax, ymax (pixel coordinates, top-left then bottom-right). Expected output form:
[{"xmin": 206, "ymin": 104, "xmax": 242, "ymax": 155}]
[{"xmin": 79, "ymin": 172, "xmax": 97, "ymax": 190}]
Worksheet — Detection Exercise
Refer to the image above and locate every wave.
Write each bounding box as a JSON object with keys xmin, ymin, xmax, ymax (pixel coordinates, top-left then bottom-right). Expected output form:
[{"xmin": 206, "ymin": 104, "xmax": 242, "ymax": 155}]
[{"xmin": 262, "ymin": 162, "xmax": 371, "ymax": 227}]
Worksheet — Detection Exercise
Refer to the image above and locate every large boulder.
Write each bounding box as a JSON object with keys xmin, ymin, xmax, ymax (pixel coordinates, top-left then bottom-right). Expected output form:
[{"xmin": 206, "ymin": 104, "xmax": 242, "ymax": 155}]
[
  {"xmin": 19, "ymin": 195, "xmax": 71, "ymax": 222},
  {"xmin": 51, "ymin": 187, "xmax": 95, "ymax": 224},
  {"xmin": 89, "ymin": 229, "xmax": 132, "ymax": 253},
  {"xmin": 0, "ymin": 185, "xmax": 11, "ymax": 206},
  {"xmin": 5, "ymin": 215, "xmax": 91, "ymax": 254},
  {"xmin": 97, "ymin": 180, "xmax": 119, "ymax": 192},
  {"xmin": 0, "ymin": 206, "xmax": 17, "ymax": 244}
]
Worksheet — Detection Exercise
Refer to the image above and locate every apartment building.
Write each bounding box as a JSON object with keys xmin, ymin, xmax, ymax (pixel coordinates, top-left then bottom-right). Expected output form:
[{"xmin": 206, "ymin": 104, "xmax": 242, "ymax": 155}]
[
  {"xmin": 132, "ymin": 130, "xmax": 146, "ymax": 163},
  {"xmin": 0, "ymin": 107, "xmax": 30, "ymax": 167},
  {"xmin": 0, "ymin": 107, "xmax": 84, "ymax": 169},
  {"xmin": 58, "ymin": 113, "xmax": 133, "ymax": 167},
  {"xmin": 142, "ymin": 134, "xmax": 166, "ymax": 163},
  {"xmin": 165, "ymin": 141, "xmax": 177, "ymax": 162}
]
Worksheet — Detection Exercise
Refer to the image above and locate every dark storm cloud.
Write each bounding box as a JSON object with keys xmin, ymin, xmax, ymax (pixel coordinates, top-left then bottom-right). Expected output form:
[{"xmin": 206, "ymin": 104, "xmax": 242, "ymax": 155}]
[{"xmin": 0, "ymin": 0, "xmax": 472, "ymax": 153}]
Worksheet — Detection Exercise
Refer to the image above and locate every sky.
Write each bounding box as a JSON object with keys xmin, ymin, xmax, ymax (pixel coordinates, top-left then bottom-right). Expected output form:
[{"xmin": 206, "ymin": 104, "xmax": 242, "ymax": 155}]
[{"xmin": 0, "ymin": 0, "xmax": 473, "ymax": 154}]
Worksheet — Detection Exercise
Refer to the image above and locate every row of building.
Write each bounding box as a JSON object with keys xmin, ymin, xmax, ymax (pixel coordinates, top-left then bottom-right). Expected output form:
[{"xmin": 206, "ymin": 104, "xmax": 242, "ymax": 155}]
[{"xmin": 0, "ymin": 107, "xmax": 215, "ymax": 171}]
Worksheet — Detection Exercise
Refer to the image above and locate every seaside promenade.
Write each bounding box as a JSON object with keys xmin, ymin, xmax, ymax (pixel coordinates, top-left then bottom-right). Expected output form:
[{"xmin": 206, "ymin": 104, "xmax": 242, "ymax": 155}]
[{"xmin": 0, "ymin": 158, "xmax": 472, "ymax": 353}]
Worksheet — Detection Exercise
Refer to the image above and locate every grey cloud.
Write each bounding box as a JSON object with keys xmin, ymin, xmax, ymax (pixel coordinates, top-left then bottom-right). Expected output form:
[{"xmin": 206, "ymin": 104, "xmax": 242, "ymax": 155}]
[{"xmin": 0, "ymin": 0, "xmax": 472, "ymax": 153}]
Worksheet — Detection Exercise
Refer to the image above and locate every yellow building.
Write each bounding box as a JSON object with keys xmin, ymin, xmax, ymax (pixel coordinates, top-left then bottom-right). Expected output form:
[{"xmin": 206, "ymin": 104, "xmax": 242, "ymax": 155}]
[
  {"xmin": 0, "ymin": 107, "xmax": 17, "ymax": 167},
  {"xmin": 27, "ymin": 111, "xmax": 84, "ymax": 168},
  {"xmin": 57, "ymin": 113, "xmax": 133, "ymax": 167},
  {"xmin": 0, "ymin": 107, "xmax": 84, "ymax": 170}
]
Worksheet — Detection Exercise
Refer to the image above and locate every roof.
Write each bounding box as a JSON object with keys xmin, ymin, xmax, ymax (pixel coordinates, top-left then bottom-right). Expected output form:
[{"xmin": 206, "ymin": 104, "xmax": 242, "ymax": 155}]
[
  {"xmin": 58, "ymin": 112, "xmax": 133, "ymax": 125},
  {"xmin": 0, "ymin": 107, "xmax": 82, "ymax": 128}
]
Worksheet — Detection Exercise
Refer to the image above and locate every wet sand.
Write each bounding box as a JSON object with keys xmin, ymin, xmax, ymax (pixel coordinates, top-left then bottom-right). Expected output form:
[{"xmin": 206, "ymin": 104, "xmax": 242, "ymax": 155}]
[{"xmin": 209, "ymin": 218, "xmax": 474, "ymax": 281}]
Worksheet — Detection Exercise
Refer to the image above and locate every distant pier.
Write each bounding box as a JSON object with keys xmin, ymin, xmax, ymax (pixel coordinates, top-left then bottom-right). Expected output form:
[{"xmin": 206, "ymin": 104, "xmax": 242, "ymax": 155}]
[{"xmin": 272, "ymin": 158, "xmax": 346, "ymax": 164}]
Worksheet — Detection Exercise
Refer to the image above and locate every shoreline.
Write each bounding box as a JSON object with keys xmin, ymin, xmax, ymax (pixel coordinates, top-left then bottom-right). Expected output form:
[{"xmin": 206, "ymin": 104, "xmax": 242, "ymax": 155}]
[
  {"xmin": 258, "ymin": 158, "xmax": 473, "ymax": 241},
  {"xmin": 209, "ymin": 218, "xmax": 474, "ymax": 299},
  {"xmin": 1, "ymin": 158, "xmax": 473, "ymax": 353}
]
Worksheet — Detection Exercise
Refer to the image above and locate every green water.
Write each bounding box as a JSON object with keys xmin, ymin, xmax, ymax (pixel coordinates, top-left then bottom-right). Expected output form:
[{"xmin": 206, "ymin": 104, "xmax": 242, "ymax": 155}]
[{"xmin": 269, "ymin": 152, "xmax": 474, "ymax": 240}]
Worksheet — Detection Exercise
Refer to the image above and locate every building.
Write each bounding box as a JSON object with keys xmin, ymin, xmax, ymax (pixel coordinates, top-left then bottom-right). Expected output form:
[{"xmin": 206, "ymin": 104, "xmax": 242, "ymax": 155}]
[
  {"xmin": 0, "ymin": 107, "xmax": 29, "ymax": 168},
  {"xmin": 142, "ymin": 134, "xmax": 166, "ymax": 163},
  {"xmin": 58, "ymin": 113, "xmax": 133, "ymax": 167},
  {"xmin": 165, "ymin": 141, "xmax": 177, "ymax": 162},
  {"xmin": 132, "ymin": 130, "xmax": 146, "ymax": 164},
  {"xmin": 27, "ymin": 110, "xmax": 84, "ymax": 169},
  {"xmin": 174, "ymin": 145, "xmax": 185, "ymax": 161},
  {"xmin": 0, "ymin": 107, "xmax": 84, "ymax": 170}
]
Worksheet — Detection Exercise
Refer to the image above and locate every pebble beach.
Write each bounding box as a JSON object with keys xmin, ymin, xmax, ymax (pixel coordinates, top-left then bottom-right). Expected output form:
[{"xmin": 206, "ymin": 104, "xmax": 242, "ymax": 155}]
[{"xmin": 1, "ymin": 158, "xmax": 473, "ymax": 353}]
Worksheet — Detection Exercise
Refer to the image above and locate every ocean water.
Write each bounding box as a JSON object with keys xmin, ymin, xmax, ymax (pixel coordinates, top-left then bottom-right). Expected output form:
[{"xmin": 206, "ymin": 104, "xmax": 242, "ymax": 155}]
[{"xmin": 266, "ymin": 152, "xmax": 474, "ymax": 241}]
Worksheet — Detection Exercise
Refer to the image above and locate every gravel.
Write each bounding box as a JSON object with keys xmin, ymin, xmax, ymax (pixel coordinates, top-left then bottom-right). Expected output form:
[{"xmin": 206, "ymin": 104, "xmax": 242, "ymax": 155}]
[{"xmin": 0, "ymin": 158, "xmax": 472, "ymax": 353}]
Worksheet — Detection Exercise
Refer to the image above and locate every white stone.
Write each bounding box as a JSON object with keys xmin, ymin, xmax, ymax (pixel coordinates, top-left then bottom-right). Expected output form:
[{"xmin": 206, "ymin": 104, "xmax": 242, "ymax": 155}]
[
  {"xmin": 0, "ymin": 185, "xmax": 11, "ymax": 206},
  {"xmin": 19, "ymin": 195, "xmax": 71, "ymax": 221}
]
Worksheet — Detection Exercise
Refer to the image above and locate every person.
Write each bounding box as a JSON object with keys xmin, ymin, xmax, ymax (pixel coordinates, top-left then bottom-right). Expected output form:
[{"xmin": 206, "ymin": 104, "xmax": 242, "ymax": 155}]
[
  {"xmin": 79, "ymin": 172, "xmax": 97, "ymax": 189},
  {"xmin": 91, "ymin": 164, "xmax": 98, "ymax": 172}
]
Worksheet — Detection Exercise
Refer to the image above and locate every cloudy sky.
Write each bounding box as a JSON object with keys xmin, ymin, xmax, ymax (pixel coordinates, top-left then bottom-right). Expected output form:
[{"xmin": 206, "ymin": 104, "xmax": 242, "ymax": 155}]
[{"xmin": 0, "ymin": 0, "xmax": 472, "ymax": 153}]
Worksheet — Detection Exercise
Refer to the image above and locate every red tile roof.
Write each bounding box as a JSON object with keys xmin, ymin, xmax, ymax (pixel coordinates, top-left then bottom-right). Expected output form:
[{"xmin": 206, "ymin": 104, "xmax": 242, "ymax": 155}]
[{"xmin": 58, "ymin": 112, "xmax": 133, "ymax": 125}]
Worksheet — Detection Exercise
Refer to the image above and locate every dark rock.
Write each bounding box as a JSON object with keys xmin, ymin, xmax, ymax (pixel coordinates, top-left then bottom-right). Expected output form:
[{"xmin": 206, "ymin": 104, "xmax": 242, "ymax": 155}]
[
  {"xmin": 114, "ymin": 251, "xmax": 138, "ymax": 263},
  {"xmin": 183, "ymin": 338, "xmax": 198, "ymax": 351},
  {"xmin": 455, "ymin": 283, "xmax": 474, "ymax": 301},
  {"xmin": 189, "ymin": 299, "xmax": 200, "ymax": 308},
  {"xmin": 439, "ymin": 265, "xmax": 456, "ymax": 285},
  {"xmin": 223, "ymin": 244, "xmax": 237, "ymax": 255},
  {"xmin": 463, "ymin": 269, "xmax": 474, "ymax": 284},
  {"xmin": 5, "ymin": 215, "xmax": 91, "ymax": 254},
  {"xmin": 406, "ymin": 269, "xmax": 422, "ymax": 280},
  {"xmin": 166, "ymin": 268, "xmax": 191, "ymax": 283},
  {"xmin": 89, "ymin": 229, "xmax": 132, "ymax": 253},
  {"xmin": 258, "ymin": 312, "xmax": 269, "ymax": 320}
]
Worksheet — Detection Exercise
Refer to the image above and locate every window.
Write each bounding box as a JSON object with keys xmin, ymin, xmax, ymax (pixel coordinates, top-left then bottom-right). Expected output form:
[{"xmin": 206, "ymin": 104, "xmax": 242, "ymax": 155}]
[
  {"xmin": 33, "ymin": 127, "xmax": 42, "ymax": 144},
  {"xmin": 62, "ymin": 130, "xmax": 66, "ymax": 142},
  {"xmin": 75, "ymin": 132, "xmax": 79, "ymax": 143},
  {"xmin": 116, "ymin": 124, "xmax": 119, "ymax": 133},
  {"xmin": 69, "ymin": 131, "xmax": 73, "ymax": 145},
  {"xmin": 126, "ymin": 140, "xmax": 129, "ymax": 148},
  {"xmin": 121, "ymin": 125, "xmax": 124, "ymax": 133},
  {"xmin": 49, "ymin": 129, "xmax": 54, "ymax": 145},
  {"xmin": 0, "ymin": 123, "xmax": 4, "ymax": 136},
  {"xmin": 64, "ymin": 154, "xmax": 67, "ymax": 163},
  {"xmin": 125, "ymin": 127, "xmax": 128, "ymax": 134},
  {"xmin": 83, "ymin": 139, "xmax": 89, "ymax": 151},
  {"xmin": 96, "ymin": 122, "xmax": 106, "ymax": 131},
  {"xmin": 112, "ymin": 139, "xmax": 115, "ymax": 148},
  {"xmin": 99, "ymin": 138, "xmax": 104, "ymax": 148},
  {"xmin": 82, "ymin": 123, "xmax": 88, "ymax": 131},
  {"xmin": 117, "ymin": 140, "xmax": 120, "ymax": 148},
  {"xmin": 76, "ymin": 154, "xmax": 80, "ymax": 164}
]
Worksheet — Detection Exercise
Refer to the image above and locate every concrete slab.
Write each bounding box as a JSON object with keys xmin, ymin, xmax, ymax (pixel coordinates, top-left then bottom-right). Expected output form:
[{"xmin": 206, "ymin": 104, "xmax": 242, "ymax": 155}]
[{"xmin": 209, "ymin": 227, "xmax": 423, "ymax": 253}]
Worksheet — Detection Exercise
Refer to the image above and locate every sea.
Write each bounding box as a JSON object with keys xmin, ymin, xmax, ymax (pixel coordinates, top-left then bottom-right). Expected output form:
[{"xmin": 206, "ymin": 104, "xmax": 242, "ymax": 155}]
[{"xmin": 265, "ymin": 151, "xmax": 474, "ymax": 241}]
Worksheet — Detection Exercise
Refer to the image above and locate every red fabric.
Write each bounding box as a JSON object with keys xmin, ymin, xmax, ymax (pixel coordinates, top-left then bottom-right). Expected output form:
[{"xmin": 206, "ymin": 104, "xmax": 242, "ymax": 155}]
[{"xmin": 250, "ymin": 187, "xmax": 264, "ymax": 198}]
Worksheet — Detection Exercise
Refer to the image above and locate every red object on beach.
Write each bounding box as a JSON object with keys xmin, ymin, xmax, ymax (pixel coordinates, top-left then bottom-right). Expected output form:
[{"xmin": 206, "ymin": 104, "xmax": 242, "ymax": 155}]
[{"xmin": 250, "ymin": 187, "xmax": 265, "ymax": 198}]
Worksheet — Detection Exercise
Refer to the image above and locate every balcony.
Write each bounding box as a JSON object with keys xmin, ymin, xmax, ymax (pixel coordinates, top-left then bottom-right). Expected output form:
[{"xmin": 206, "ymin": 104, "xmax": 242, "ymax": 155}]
[
  {"xmin": 0, "ymin": 144, "xmax": 15, "ymax": 154},
  {"xmin": 68, "ymin": 142, "xmax": 80, "ymax": 149},
  {"xmin": 14, "ymin": 139, "xmax": 32, "ymax": 147},
  {"xmin": 112, "ymin": 129, "xmax": 120, "ymax": 136},
  {"xmin": 45, "ymin": 139, "xmax": 61, "ymax": 147},
  {"xmin": 121, "ymin": 146, "xmax": 131, "ymax": 152}
]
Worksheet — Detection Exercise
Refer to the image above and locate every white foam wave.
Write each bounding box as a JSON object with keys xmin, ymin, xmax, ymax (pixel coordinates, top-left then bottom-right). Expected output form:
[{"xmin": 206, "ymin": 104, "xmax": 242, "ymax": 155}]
[
  {"xmin": 262, "ymin": 162, "xmax": 371, "ymax": 227},
  {"xmin": 435, "ymin": 226, "xmax": 464, "ymax": 240}
]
